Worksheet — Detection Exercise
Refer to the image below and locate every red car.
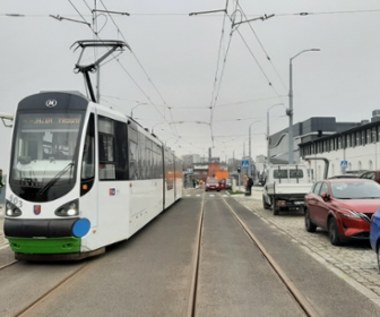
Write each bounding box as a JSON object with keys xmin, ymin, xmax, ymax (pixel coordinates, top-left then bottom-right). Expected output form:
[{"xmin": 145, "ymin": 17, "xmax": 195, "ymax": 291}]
[
  {"xmin": 304, "ymin": 179, "xmax": 380, "ymax": 245},
  {"xmin": 205, "ymin": 177, "xmax": 220, "ymax": 191}
]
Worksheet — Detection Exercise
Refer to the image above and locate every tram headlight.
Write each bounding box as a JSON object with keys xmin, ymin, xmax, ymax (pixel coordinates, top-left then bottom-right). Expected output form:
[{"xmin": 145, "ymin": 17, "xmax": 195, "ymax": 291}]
[
  {"xmin": 55, "ymin": 199, "xmax": 79, "ymax": 217},
  {"xmin": 5, "ymin": 200, "xmax": 22, "ymax": 217}
]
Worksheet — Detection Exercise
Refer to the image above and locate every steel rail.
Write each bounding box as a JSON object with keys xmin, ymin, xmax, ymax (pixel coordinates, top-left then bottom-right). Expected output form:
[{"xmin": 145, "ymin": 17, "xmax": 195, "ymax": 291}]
[
  {"xmin": 0, "ymin": 259, "xmax": 18, "ymax": 271},
  {"xmin": 15, "ymin": 263, "xmax": 93, "ymax": 317},
  {"xmin": 221, "ymin": 196, "xmax": 320, "ymax": 317},
  {"xmin": 186, "ymin": 192, "xmax": 206, "ymax": 317}
]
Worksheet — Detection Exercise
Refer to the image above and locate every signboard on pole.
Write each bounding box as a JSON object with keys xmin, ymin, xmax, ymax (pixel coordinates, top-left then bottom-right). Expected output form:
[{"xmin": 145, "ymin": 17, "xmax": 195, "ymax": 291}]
[
  {"xmin": 340, "ymin": 160, "xmax": 348, "ymax": 172},
  {"xmin": 241, "ymin": 159, "xmax": 250, "ymax": 168}
]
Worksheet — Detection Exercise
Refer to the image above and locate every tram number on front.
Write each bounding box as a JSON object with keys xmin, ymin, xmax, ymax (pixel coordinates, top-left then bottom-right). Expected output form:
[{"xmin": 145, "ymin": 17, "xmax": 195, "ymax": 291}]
[{"xmin": 8, "ymin": 194, "xmax": 23, "ymax": 209}]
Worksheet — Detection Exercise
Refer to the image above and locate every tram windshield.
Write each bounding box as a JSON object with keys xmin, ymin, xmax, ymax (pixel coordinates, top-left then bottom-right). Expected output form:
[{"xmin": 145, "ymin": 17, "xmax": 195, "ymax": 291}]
[{"xmin": 9, "ymin": 112, "xmax": 84, "ymax": 202}]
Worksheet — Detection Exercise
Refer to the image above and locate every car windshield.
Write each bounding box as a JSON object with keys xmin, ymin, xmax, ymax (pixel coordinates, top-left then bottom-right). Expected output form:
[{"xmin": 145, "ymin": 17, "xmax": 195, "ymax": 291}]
[
  {"xmin": 273, "ymin": 169, "xmax": 303, "ymax": 179},
  {"xmin": 331, "ymin": 181, "xmax": 380, "ymax": 199},
  {"xmin": 207, "ymin": 178, "xmax": 218, "ymax": 184}
]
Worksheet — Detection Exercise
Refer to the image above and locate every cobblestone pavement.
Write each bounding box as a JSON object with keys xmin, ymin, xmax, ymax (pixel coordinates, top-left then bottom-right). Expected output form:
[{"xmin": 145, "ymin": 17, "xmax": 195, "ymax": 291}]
[{"xmin": 234, "ymin": 187, "xmax": 380, "ymax": 306}]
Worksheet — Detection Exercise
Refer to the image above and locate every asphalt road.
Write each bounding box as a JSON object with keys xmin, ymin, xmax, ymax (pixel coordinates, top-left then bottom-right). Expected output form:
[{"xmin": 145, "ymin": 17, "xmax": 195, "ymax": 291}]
[{"xmin": 1, "ymin": 190, "xmax": 380, "ymax": 316}]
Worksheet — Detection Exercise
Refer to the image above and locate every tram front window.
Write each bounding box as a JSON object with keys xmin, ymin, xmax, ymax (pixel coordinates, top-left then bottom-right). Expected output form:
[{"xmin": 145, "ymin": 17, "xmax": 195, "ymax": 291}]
[{"xmin": 10, "ymin": 112, "xmax": 84, "ymax": 202}]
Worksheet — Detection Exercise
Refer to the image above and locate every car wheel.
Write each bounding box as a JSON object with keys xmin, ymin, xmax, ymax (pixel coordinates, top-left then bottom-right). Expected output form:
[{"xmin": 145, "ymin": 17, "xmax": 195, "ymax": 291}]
[
  {"xmin": 328, "ymin": 218, "xmax": 342, "ymax": 246},
  {"xmin": 262, "ymin": 195, "xmax": 270, "ymax": 210},
  {"xmin": 304, "ymin": 208, "xmax": 317, "ymax": 233}
]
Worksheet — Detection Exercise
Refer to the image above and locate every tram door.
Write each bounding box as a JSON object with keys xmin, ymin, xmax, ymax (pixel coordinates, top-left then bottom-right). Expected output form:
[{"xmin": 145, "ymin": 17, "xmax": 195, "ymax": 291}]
[{"xmin": 96, "ymin": 117, "xmax": 130, "ymax": 241}]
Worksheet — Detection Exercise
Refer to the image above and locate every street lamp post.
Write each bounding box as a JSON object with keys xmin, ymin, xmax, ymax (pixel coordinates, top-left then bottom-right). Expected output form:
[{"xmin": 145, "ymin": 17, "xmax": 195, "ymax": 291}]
[
  {"xmin": 288, "ymin": 48, "xmax": 320, "ymax": 164},
  {"xmin": 130, "ymin": 102, "xmax": 148, "ymax": 118},
  {"xmin": 248, "ymin": 120, "xmax": 260, "ymax": 177},
  {"xmin": 266, "ymin": 103, "xmax": 284, "ymax": 164}
]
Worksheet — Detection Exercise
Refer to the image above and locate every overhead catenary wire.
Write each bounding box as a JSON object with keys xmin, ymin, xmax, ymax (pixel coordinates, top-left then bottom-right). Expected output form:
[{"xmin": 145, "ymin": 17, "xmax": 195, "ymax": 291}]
[
  {"xmin": 235, "ymin": 1, "xmax": 287, "ymax": 91},
  {"xmin": 3, "ymin": 8, "xmax": 380, "ymax": 18},
  {"xmin": 67, "ymin": 0, "xmax": 91, "ymax": 26},
  {"xmin": 208, "ymin": 0, "xmax": 229, "ymax": 110},
  {"xmin": 74, "ymin": 0, "xmax": 179, "ymax": 138},
  {"xmin": 209, "ymin": 24, "xmax": 234, "ymax": 147},
  {"xmin": 230, "ymin": 21, "xmax": 283, "ymax": 99},
  {"xmin": 207, "ymin": 1, "xmax": 231, "ymax": 148},
  {"xmin": 96, "ymin": 0, "xmax": 179, "ymax": 137}
]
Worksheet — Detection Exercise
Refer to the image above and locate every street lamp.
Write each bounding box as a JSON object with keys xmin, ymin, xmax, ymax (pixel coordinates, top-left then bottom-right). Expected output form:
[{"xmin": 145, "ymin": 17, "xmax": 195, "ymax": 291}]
[
  {"xmin": 288, "ymin": 48, "xmax": 320, "ymax": 164},
  {"xmin": 0, "ymin": 113, "xmax": 13, "ymax": 128},
  {"xmin": 267, "ymin": 103, "xmax": 285, "ymax": 164},
  {"xmin": 130, "ymin": 102, "xmax": 148, "ymax": 118}
]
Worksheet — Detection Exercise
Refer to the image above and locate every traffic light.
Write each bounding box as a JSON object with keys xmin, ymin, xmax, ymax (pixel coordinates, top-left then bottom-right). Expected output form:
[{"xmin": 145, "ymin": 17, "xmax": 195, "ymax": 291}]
[{"xmin": 237, "ymin": 168, "xmax": 241, "ymax": 173}]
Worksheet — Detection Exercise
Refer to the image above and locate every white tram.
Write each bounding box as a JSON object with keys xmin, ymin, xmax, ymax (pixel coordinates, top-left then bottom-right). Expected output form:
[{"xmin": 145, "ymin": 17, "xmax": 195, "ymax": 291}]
[{"xmin": 3, "ymin": 91, "xmax": 183, "ymax": 260}]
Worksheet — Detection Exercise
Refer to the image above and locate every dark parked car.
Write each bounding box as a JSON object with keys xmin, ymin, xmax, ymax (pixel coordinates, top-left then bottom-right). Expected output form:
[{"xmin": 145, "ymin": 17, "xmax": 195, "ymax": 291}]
[
  {"xmin": 205, "ymin": 177, "xmax": 220, "ymax": 191},
  {"xmin": 360, "ymin": 170, "xmax": 380, "ymax": 184},
  {"xmin": 304, "ymin": 178, "xmax": 380, "ymax": 245},
  {"xmin": 370, "ymin": 209, "xmax": 380, "ymax": 270}
]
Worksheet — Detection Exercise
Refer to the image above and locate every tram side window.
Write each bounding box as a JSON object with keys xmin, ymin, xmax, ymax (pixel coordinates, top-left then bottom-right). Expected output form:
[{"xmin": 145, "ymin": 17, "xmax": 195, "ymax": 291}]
[
  {"xmin": 98, "ymin": 117, "xmax": 116, "ymax": 180},
  {"xmin": 114, "ymin": 121, "xmax": 128, "ymax": 180},
  {"xmin": 128, "ymin": 126, "xmax": 139, "ymax": 180},
  {"xmin": 164, "ymin": 148, "xmax": 174, "ymax": 190},
  {"xmin": 153, "ymin": 142, "xmax": 163, "ymax": 178},
  {"xmin": 138, "ymin": 134, "xmax": 145, "ymax": 179},
  {"xmin": 81, "ymin": 114, "xmax": 95, "ymax": 196},
  {"xmin": 98, "ymin": 117, "xmax": 129, "ymax": 181},
  {"xmin": 81, "ymin": 114, "xmax": 95, "ymax": 180}
]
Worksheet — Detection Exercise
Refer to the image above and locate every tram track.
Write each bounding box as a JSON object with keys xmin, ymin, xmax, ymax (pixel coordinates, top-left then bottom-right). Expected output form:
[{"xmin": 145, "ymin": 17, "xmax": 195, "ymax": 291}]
[
  {"xmin": 15, "ymin": 262, "xmax": 92, "ymax": 317},
  {"xmin": 0, "ymin": 259, "xmax": 18, "ymax": 271},
  {"xmin": 186, "ymin": 192, "xmax": 205, "ymax": 317},
  {"xmin": 187, "ymin": 192, "xmax": 314, "ymax": 317},
  {"xmin": 221, "ymin": 195, "xmax": 318, "ymax": 317}
]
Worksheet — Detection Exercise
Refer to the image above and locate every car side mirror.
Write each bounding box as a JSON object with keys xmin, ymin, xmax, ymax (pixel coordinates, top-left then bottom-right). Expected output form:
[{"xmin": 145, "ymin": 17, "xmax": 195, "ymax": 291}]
[{"xmin": 320, "ymin": 192, "xmax": 330, "ymax": 201}]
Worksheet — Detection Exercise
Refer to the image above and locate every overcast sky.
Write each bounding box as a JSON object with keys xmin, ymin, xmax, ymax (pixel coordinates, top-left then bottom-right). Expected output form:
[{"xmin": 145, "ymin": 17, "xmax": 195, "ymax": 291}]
[{"xmin": 1, "ymin": 0, "xmax": 380, "ymax": 171}]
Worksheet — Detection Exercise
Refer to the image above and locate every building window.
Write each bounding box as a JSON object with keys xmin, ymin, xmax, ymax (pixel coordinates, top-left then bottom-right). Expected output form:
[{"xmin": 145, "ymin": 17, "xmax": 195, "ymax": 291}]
[
  {"xmin": 372, "ymin": 127, "xmax": 377, "ymax": 143},
  {"xmin": 367, "ymin": 129, "xmax": 372, "ymax": 143},
  {"xmin": 346, "ymin": 135, "xmax": 351, "ymax": 148},
  {"xmin": 356, "ymin": 132, "xmax": 361, "ymax": 145},
  {"xmin": 338, "ymin": 136, "xmax": 342, "ymax": 149}
]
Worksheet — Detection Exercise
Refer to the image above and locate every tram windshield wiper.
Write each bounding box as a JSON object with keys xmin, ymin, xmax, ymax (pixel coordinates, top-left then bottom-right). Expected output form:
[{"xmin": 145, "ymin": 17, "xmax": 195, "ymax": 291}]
[{"xmin": 37, "ymin": 162, "xmax": 75, "ymax": 196}]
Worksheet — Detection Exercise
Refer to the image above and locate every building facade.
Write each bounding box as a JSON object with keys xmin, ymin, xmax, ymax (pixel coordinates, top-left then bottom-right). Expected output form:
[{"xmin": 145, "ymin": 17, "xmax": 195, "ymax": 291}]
[
  {"xmin": 300, "ymin": 114, "xmax": 380, "ymax": 180},
  {"xmin": 269, "ymin": 117, "xmax": 361, "ymax": 164}
]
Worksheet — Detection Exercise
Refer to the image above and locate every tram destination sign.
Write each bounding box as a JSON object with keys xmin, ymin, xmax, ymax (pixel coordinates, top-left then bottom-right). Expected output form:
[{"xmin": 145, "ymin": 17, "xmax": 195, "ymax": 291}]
[{"xmin": 20, "ymin": 113, "xmax": 82, "ymax": 130}]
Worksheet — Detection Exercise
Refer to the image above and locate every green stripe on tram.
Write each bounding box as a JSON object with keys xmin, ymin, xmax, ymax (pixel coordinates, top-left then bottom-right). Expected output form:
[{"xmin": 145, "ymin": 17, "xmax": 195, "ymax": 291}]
[{"xmin": 7, "ymin": 237, "xmax": 81, "ymax": 254}]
